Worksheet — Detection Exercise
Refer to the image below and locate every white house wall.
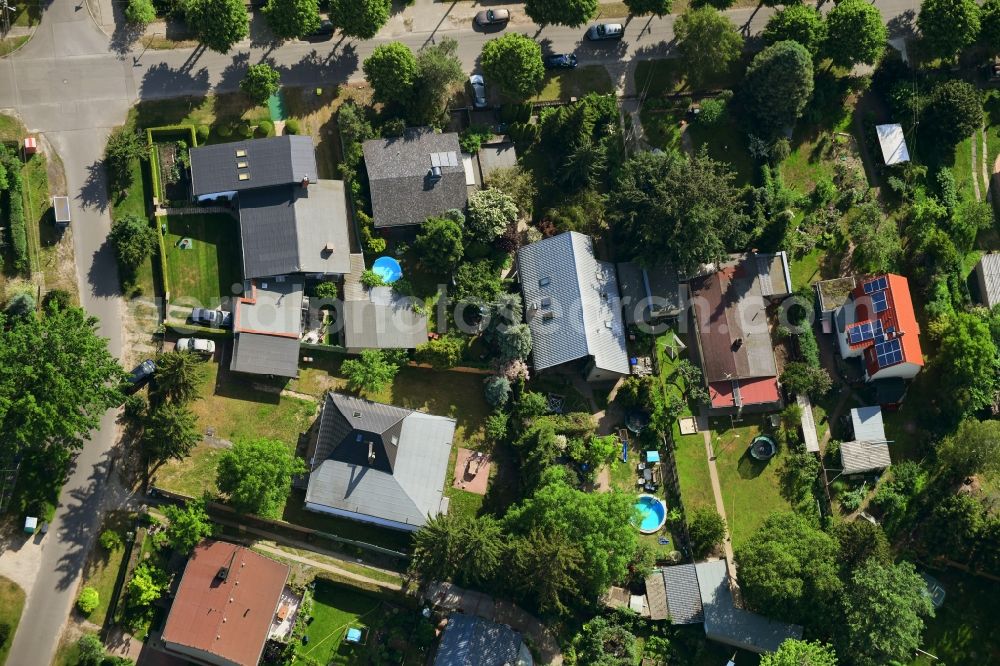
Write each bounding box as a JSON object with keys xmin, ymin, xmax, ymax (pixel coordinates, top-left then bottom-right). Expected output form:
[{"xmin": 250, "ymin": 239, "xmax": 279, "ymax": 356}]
[{"xmin": 868, "ymin": 361, "xmax": 920, "ymax": 382}]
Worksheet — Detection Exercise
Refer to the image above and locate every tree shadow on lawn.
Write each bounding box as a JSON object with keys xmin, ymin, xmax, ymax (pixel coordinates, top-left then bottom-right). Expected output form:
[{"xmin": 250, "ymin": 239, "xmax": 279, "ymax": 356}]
[
  {"xmin": 735, "ymin": 446, "xmax": 769, "ymax": 480},
  {"xmin": 212, "ymin": 363, "xmax": 285, "ymax": 405}
]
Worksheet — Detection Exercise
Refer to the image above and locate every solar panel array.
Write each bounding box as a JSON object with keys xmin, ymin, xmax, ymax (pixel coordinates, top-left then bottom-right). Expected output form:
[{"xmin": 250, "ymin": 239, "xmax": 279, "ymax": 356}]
[
  {"xmin": 848, "ymin": 320, "xmax": 884, "ymax": 344},
  {"xmin": 429, "ymin": 151, "xmax": 459, "ymax": 168},
  {"xmin": 864, "ymin": 276, "xmax": 888, "ymax": 294},
  {"xmin": 875, "ymin": 338, "xmax": 903, "ymax": 367},
  {"xmin": 871, "ymin": 290, "xmax": 888, "ymax": 313}
]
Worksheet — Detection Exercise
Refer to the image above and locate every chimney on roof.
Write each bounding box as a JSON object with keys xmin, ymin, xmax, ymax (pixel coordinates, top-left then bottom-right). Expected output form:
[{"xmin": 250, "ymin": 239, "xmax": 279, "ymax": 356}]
[
  {"xmin": 429, "ymin": 166, "xmax": 442, "ymax": 183},
  {"xmin": 732, "ymin": 338, "xmax": 744, "ymax": 351},
  {"xmin": 367, "ymin": 441, "xmax": 376, "ymax": 465},
  {"xmin": 301, "ymin": 176, "xmax": 310, "ymax": 188}
]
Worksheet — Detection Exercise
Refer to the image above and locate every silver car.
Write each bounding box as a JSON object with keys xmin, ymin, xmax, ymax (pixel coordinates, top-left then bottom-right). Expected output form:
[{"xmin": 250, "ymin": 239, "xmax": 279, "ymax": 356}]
[
  {"xmin": 474, "ymin": 8, "xmax": 510, "ymax": 28},
  {"xmin": 586, "ymin": 23, "xmax": 624, "ymax": 40},
  {"xmin": 176, "ymin": 337, "xmax": 216, "ymax": 355},
  {"xmin": 470, "ymin": 74, "xmax": 487, "ymax": 109}
]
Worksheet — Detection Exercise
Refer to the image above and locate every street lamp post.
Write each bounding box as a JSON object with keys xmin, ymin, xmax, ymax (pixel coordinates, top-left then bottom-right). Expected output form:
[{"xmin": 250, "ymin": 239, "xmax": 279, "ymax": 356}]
[{"xmin": 133, "ymin": 32, "xmax": 162, "ymax": 66}]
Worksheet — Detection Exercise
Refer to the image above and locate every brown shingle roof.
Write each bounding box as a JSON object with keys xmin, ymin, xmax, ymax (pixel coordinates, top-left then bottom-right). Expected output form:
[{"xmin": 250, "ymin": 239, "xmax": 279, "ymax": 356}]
[{"xmin": 161, "ymin": 540, "xmax": 289, "ymax": 666}]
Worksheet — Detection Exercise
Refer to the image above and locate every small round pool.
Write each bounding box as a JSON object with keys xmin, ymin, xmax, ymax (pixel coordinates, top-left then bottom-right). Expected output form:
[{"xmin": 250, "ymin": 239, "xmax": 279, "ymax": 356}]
[
  {"xmin": 372, "ymin": 256, "xmax": 403, "ymax": 284},
  {"xmin": 633, "ymin": 494, "xmax": 667, "ymax": 534},
  {"xmin": 750, "ymin": 435, "xmax": 777, "ymax": 461}
]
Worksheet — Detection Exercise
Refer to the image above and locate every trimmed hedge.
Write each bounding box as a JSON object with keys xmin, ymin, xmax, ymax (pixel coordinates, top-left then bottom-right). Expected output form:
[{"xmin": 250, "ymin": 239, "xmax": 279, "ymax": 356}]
[
  {"xmin": 145, "ymin": 124, "xmax": 198, "ymax": 204},
  {"xmin": 2, "ymin": 154, "xmax": 28, "ymax": 273}
]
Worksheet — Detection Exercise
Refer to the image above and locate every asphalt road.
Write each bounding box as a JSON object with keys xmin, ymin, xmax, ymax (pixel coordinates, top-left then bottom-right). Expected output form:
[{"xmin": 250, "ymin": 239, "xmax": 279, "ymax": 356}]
[{"xmin": 0, "ymin": 0, "xmax": 919, "ymax": 662}]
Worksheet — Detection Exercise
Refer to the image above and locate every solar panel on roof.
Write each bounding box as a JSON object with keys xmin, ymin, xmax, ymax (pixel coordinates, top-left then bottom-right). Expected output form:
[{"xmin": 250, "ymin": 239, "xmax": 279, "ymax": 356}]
[
  {"xmin": 871, "ymin": 291, "xmax": 888, "ymax": 313},
  {"xmin": 848, "ymin": 320, "xmax": 884, "ymax": 344},
  {"xmin": 864, "ymin": 276, "xmax": 888, "ymax": 294},
  {"xmin": 875, "ymin": 338, "xmax": 903, "ymax": 367}
]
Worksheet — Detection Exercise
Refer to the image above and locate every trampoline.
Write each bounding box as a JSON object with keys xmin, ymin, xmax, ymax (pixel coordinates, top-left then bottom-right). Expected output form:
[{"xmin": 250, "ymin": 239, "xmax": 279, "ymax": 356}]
[
  {"xmin": 372, "ymin": 256, "xmax": 403, "ymax": 284},
  {"xmin": 750, "ymin": 435, "xmax": 777, "ymax": 461}
]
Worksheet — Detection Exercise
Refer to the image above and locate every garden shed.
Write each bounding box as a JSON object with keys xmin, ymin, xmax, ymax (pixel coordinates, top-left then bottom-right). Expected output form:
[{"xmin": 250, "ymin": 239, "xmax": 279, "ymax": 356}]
[{"xmin": 875, "ymin": 124, "xmax": 910, "ymax": 165}]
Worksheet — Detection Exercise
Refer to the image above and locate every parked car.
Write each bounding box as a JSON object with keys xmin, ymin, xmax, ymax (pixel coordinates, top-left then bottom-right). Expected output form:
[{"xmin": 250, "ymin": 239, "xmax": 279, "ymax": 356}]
[
  {"xmin": 474, "ymin": 8, "xmax": 510, "ymax": 28},
  {"xmin": 191, "ymin": 308, "xmax": 232, "ymax": 329},
  {"xmin": 307, "ymin": 18, "xmax": 335, "ymax": 39},
  {"xmin": 586, "ymin": 23, "xmax": 624, "ymax": 40},
  {"xmin": 470, "ymin": 74, "xmax": 487, "ymax": 109},
  {"xmin": 545, "ymin": 53, "xmax": 578, "ymax": 69},
  {"xmin": 176, "ymin": 337, "xmax": 216, "ymax": 355},
  {"xmin": 127, "ymin": 359, "xmax": 156, "ymax": 390}
]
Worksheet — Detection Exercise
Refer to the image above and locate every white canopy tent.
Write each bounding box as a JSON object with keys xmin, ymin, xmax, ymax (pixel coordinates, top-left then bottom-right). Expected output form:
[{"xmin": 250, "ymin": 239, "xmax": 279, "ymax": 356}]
[{"xmin": 876, "ymin": 124, "xmax": 910, "ymax": 165}]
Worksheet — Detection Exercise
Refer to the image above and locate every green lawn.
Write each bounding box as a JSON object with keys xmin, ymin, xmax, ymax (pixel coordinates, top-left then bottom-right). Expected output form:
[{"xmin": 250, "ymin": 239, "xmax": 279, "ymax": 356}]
[
  {"xmin": 0, "ymin": 36, "xmax": 29, "ymax": 58},
  {"xmin": 910, "ymin": 570, "xmax": 1000, "ymax": 665},
  {"xmin": 79, "ymin": 512, "xmax": 134, "ymax": 627},
  {"xmin": 0, "ymin": 576, "xmax": 25, "ymax": 666},
  {"xmin": 633, "ymin": 58, "xmax": 745, "ymax": 97},
  {"xmin": 531, "ymin": 65, "xmax": 614, "ymax": 103},
  {"xmin": 163, "ymin": 214, "xmax": 242, "ymax": 306},
  {"xmin": 707, "ymin": 416, "xmax": 793, "ymax": 548},
  {"xmin": 297, "ymin": 580, "xmax": 383, "ymax": 665},
  {"xmin": 131, "ymin": 95, "xmax": 270, "ymax": 146}
]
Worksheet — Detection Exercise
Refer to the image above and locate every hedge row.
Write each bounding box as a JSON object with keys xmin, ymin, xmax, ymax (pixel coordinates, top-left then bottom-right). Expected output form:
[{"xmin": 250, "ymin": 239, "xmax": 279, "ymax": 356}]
[
  {"xmin": 145, "ymin": 124, "xmax": 198, "ymax": 204},
  {"xmin": 3, "ymin": 154, "xmax": 28, "ymax": 273}
]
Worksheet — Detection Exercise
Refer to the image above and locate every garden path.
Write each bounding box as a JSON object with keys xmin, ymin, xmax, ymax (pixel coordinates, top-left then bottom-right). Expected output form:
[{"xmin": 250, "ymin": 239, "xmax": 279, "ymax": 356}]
[
  {"xmin": 972, "ymin": 130, "xmax": 982, "ymax": 202},
  {"xmin": 699, "ymin": 417, "xmax": 737, "ymax": 582}
]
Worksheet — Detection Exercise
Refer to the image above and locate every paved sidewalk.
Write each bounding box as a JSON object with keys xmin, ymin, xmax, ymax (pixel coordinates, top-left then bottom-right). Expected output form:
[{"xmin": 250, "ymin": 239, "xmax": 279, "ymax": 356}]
[{"xmin": 699, "ymin": 417, "xmax": 738, "ymax": 582}]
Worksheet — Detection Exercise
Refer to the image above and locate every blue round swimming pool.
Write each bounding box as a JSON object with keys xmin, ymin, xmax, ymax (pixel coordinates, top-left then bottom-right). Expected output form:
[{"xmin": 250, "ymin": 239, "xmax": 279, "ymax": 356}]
[
  {"xmin": 633, "ymin": 494, "xmax": 667, "ymax": 534},
  {"xmin": 372, "ymin": 256, "xmax": 403, "ymax": 284}
]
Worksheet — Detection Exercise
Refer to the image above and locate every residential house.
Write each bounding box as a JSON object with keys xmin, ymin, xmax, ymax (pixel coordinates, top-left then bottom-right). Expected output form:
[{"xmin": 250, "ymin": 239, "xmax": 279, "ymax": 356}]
[
  {"xmin": 616, "ymin": 261, "xmax": 685, "ymax": 328},
  {"xmin": 688, "ymin": 252, "xmax": 791, "ymax": 413},
  {"xmin": 834, "ymin": 274, "xmax": 923, "ymax": 382},
  {"xmin": 187, "ymin": 136, "xmax": 353, "ymax": 378},
  {"xmin": 339, "ymin": 254, "xmax": 429, "ymax": 352},
  {"xmin": 516, "ymin": 231, "xmax": 629, "ymax": 383},
  {"xmin": 645, "ymin": 561, "xmax": 803, "ymax": 654},
  {"xmin": 434, "ymin": 613, "xmax": 534, "ymax": 666},
  {"xmin": 161, "ymin": 540, "xmax": 290, "ymax": 666},
  {"xmin": 974, "ymin": 253, "xmax": 1000, "ymax": 310},
  {"xmin": 362, "ymin": 128, "xmax": 468, "ymax": 229},
  {"xmin": 304, "ymin": 393, "xmax": 454, "ymax": 531},
  {"xmin": 839, "ymin": 406, "xmax": 891, "ymax": 476}
]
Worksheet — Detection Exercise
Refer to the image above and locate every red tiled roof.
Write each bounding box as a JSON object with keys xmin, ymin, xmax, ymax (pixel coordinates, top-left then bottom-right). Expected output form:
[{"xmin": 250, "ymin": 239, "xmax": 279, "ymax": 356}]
[
  {"xmin": 161, "ymin": 540, "xmax": 289, "ymax": 666},
  {"xmin": 709, "ymin": 377, "xmax": 781, "ymax": 408},
  {"xmin": 844, "ymin": 274, "xmax": 923, "ymax": 377}
]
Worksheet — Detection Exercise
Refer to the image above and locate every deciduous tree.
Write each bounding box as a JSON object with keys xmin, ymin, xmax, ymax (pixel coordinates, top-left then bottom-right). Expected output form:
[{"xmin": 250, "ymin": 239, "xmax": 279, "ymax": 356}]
[
  {"xmin": 736, "ymin": 512, "xmax": 841, "ymax": 624},
  {"xmin": 105, "ymin": 128, "xmax": 146, "ymax": 193},
  {"xmin": 185, "ymin": 0, "xmax": 249, "ymax": 53},
  {"xmin": 763, "ymin": 5, "xmax": 826, "ymax": 55},
  {"xmin": 982, "ymin": 0, "xmax": 1000, "ymax": 50},
  {"xmin": 331, "ymin": 0, "xmax": 389, "ymax": 38},
  {"xmin": 780, "ymin": 361, "xmax": 832, "ymax": 398},
  {"xmin": 524, "ymin": 0, "xmax": 598, "ymax": 26},
  {"xmin": 832, "ymin": 519, "xmax": 891, "ymax": 575},
  {"xmin": 924, "ymin": 79, "xmax": 983, "ymax": 146},
  {"xmin": 162, "ymin": 500, "xmax": 215, "ymax": 554},
  {"xmin": 341, "ymin": 349, "xmax": 403, "ymax": 393},
  {"xmin": 933, "ymin": 309, "xmax": 999, "ymax": 417},
  {"xmin": 742, "ymin": 40, "xmax": 814, "ymax": 137},
  {"xmin": 688, "ymin": 507, "xmax": 727, "ymax": 558},
  {"xmin": 481, "ymin": 34, "xmax": 545, "ymax": 99},
  {"xmin": 611, "ymin": 150, "xmax": 750, "ymax": 275},
  {"xmin": 216, "ymin": 438, "xmax": 306, "ymax": 518},
  {"xmin": 624, "ymin": 0, "xmax": 672, "ymax": 17},
  {"xmin": 127, "ymin": 562, "xmax": 168, "ymax": 607},
  {"xmin": 937, "ymin": 418, "xmax": 1000, "ymax": 479},
  {"xmin": 575, "ymin": 616, "xmax": 640, "ymax": 666},
  {"xmin": 411, "ymin": 38, "xmax": 464, "ymax": 125},
  {"xmin": 467, "ymin": 188, "xmax": 518, "ymax": 242},
  {"xmin": 761, "ymin": 640, "xmax": 838, "ymax": 666},
  {"xmin": 108, "ymin": 214, "xmax": 156, "ymax": 274},
  {"xmin": 674, "ymin": 7, "xmax": 743, "ymax": 87},
  {"xmin": 263, "ymin": 0, "xmax": 320, "ymax": 39},
  {"xmin": 848, "ymin": 203, "xmax": 901, "ymax": 273},
  {"xmin": 823, "ymin": 0, "xmax": 888, "ymax": 69},
  {"xmin": 918, "ymin": 0, "xmax": 981, "ymax": 60},
  {"xmin": 363, "ymin": 43, "xmax": 419, "ymax": 107},
  {"xmin": 240, "ymin": 63, "xmax": 281, "ymax": 106},
  {"xmin": 839, "ymin": 560, "xmax": 933, "ymax": 666},
  {"xmin": 415, "ymin": 215, "xmax": 464, "ymax": 272}
]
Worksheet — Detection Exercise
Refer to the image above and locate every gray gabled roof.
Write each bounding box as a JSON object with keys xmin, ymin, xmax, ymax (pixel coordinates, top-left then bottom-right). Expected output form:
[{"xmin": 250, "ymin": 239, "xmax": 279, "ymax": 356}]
[
  {"xmin": 517, "ymin": 232, "xmax": 629, "ymax": 375},
  {"xmin": 976, "ymin": 253, "xmax": 1000, "ymax": 309},
  {"xmin": 662, "ymin": 564, "xmax": 705, "ymax": 624},
  {"xmin": 840, "ymin": 440, "xmax": 892, "ymax": 475},
  {"xmin": 230, "ymin": 332, "xmax": 300, "ymax": 377},
  {"xmin": 305, "ymin": 394, "xmax": 455, "ymax": 528},
  {"xmin": 434, "ymin": 614, "xmax": 531, "ymax": 666},
  {"xmin": 190, "ymin": 136, "xmax": 317, "ymax": 197},
  {"xmin": 696, "ymin": 560, "xmax": 803, "ymax": 654},
  {"xmin": 362, "ymin": 128, "xmax": 468, "ymax": 228},
  {"xmin": 238, "ymin": 180, "xmax": 351, "ymax": 279}
]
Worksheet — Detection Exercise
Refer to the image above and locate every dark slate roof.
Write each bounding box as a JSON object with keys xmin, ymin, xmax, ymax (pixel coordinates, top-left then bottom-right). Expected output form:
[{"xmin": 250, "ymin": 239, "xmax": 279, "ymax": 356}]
[
  {"xmin": 190, "ymin": 136, "xmax": 317, "ymax": 197},
  {"xmin": 661, "ymin": 564, "xmax": 704, "ymax": 625},
  {"xmin": 238, "ymin": 180, "xmax": 351, "ymax": 279},
  {"xmin": 433, "ymin": 614, "xmax": 531, "ymax": 666},
  {"xmin": 305, "ymin": 393, "xmax": 455, "ymax": 528},
  {"xmin": 617, "ymin": 262, "xmax": 684, "ymax": 325},
  {"xmin": 517, "ymin": 232, "xmax": 629, "ymax": 375},
  {"xmin": 362, "ymin": 128, "xmax": 468, "ymax": 228},
  {"xmin": 230, "ymin": 333, "xmax": 300, "ymax": 377},
  {"xmin": 696, "ymin": 560, "xmax": 803, "ymax": 654}
]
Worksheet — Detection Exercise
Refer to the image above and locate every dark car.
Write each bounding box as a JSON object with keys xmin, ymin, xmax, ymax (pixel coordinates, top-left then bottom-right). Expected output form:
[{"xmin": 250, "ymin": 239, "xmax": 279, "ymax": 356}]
[
  {"xmin": 191, "ymin": 308, "xmax": 232, "ymax": 329},
  {"xmin": 474, "ymin": 8, "xmax": 510, "ymax": 28},
  {"xmin": 127, "ymin": 359, "xmax": 156, "ymax": 390},
  {"xmin": 307, "ymin": 18, "xmax": 334, "ymax": 39},
  {"xmin": 545, "ymin": 53, "xmax": 578, "ymax": 69},
  {"xmin": 586, "ymin": 23, "xmax": 624, "ymax": 40}
]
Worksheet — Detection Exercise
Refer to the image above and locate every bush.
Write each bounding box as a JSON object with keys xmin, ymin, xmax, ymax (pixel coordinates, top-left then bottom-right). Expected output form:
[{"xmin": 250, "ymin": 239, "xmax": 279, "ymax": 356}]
[
  {"xmin": 99, "ymin": 529, "xmax": 123, "ymax": 551},
  {"xmin": 42, "ymin": 289, "xmax": 72, "ymax": 311},
  {"xmin": 256, "ymin": 119, "xmax": 275, "ymax": 137},
  {"xmin": 459, "ymin": 124, "xmax": 494, "ymax": 154},
  {"xmin": 415, "ymin": 336, "xmax": 465, "ymax": 369},
  {"xmin": 360, "ymin": 269, "xmax": 386, "ymax": 288},
  {"xmin": 697, "ymin": 91, "xmax": 732, "ymax": 125},
  {"xmin": 125, "ymin": 0, "xmax": 156, "ymax": 26},
  {"xmin": 4, "ymin": 292, "xmax": 35, "ymax": 318},
  {"xmin": 215, "ymin": 122, "xmax": 233, "ymax": 138},
  {"xmin": 195, "ymin": 124, "xmax": 210, "ymax": 143},
  {"xmin": 485, "ymin": 411, "xmax": 508, "ymax": 442},
  {"xmin": 238, "ymin": 121, "xmax": 254, "ymax": 139},
  {"xmin": 284, "ymin": 118, "xmax": 301, "ymax": 135},
  {"xmin": 240, "ymin": 63, "xmax": 281, "ymax": 106},
  {"xmin": 77, "ymin": 586, "xmax": 100, "ymax": 615},
  {"xmin": 484, "ymin": 375, "xmax": 511, "ymax": 407},
  {"xmin": 314, "ymin": 281, "xmax": 338, "ymax": 300}
]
